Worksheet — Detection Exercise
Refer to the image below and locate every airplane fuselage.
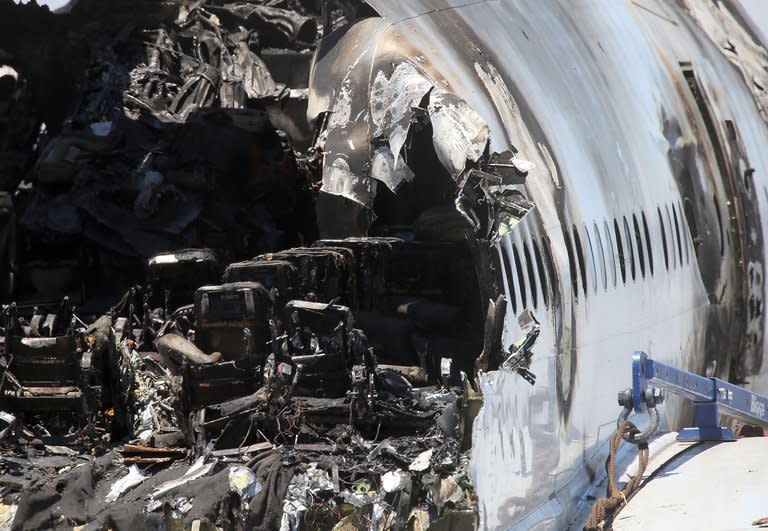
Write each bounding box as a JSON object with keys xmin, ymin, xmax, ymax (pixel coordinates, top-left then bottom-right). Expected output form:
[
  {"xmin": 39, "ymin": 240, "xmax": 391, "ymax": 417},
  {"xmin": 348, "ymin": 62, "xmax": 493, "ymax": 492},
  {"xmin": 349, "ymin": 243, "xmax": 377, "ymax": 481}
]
[{"xmin": 309, "ymin": 1, "xmax": 768, "ymax": 528}]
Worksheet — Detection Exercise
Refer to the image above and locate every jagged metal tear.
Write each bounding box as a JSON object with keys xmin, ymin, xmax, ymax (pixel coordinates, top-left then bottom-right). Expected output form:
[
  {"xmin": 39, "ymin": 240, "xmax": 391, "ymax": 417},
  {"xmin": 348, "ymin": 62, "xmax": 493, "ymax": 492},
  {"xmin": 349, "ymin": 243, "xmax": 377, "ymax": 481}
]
[{"xmin": 500, "ymin": 309, "xmax": 541, "ymax": 385}]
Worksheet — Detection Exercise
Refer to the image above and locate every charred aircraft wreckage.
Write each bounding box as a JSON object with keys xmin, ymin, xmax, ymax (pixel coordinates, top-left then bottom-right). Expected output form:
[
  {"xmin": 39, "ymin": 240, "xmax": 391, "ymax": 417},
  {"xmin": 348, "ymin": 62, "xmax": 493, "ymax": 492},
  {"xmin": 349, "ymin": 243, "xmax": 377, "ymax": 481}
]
[{"xmin": 1, "ymin": 0, "xmax": 768, "ymax": 529}]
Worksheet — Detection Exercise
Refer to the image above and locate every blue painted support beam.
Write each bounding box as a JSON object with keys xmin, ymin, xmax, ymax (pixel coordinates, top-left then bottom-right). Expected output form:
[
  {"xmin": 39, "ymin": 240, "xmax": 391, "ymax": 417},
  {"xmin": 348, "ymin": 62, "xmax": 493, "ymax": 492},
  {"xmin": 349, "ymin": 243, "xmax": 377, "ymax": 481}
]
[{"xmin": 628, "ymin": 352, "xmax": 768, "ymax": 442}]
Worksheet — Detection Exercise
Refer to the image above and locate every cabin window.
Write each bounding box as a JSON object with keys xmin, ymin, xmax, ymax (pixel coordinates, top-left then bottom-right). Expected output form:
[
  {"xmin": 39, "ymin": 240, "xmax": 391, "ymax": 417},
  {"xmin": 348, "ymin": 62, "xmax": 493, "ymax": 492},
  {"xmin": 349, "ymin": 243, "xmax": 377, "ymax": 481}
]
[
  {"xmin": 524, "ymin": 242, "xmax": 538, "ymax": 309},
  {"xmin": 573, "ymin": 225, "xmax": 588, "ymax": 297},
  {"xmin": 677, "ymin": 202, "xmax": 690, "ymax": 265},
  {"xmin": 512, "ymin": 243, "xmax": 528, "ymax": 309},
  {"xmin": 500, "ymin": 245, "xmax": 518, "ymax": 314},
  {"xmin": 604, "ymin": 220, "xmax": 617, "ymax": 287},
  {"xmin": 713, "ymin": 195, "xmax": 725, "ymax": 256},
  {"xmin": 623, "ymin": 216, "xmax": 636, "ymax": 281},
  {"xmin": 584, "ymin": 225, "xmax": 598, "ymax": 294},
  {"xmin": 564, "ymin": 229, "xmax": 579, "ymax": 298},
  {"xmin": 542, "ymin": 237, "xmax": 557, "ymax": 306},
  {"xmin": 663, "ymin": 205, "xmax": 677, "ymax": 270},
  {"xmin": 665, "ymin": 205, "xmax": 677, "ymax": 269},
  {"xmin": 671, "ymin": 204, "xmax": 683, "ymax": 268},
  {"xmin": 633, "ymin": 213, "xmax": 646, "ymax": 278},
  {"xmin": 614, "ymin": 219, "xmax": 626, "ymax": 284},
  {"xmin": 533, "ymin": 240, "xmax": 549, "ymax": 307},
  {"xmin": 593, "ymin": 223, "xmax": 608, "ymax": 291},
  {"xmin": 642, "ymin": 211, "xmax": 654, "ymax": 276},
  {"xmin": 658, "ymin": 207, "xmax": 669, "ymax": 271}
]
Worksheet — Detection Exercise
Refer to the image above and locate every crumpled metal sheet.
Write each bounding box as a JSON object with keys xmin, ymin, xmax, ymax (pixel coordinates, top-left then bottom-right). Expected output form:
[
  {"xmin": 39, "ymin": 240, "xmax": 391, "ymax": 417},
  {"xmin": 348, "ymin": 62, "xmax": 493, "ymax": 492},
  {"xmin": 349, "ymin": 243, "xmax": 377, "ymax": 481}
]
[
  {"xmin": 310, "ymin": 23, "xmax": 500, "ymax": 226},
  {"xmin": 320, "ymin": 156, "xmax": 378, "ymax": 207},
  {"xmin": 500, "ymin": 309, "xmax": 540, "ymax": 385},
  {"xmin": 428, "ymin": 90, "xmax": 490, "ymax": 180},
  {"xmin": 370, "ymin": 146, "xmax": 415, "ymax": 193},
  {"xmin": 231, "ymin": 41, "xmax": 286, "ymax": 101},
  {"xmin": 311, "ymin": 18, "xmax": 390, "ymax": 213},
  {"xmin": 370, "ymin": 61, "xmax": 434, "ymax": 165}
]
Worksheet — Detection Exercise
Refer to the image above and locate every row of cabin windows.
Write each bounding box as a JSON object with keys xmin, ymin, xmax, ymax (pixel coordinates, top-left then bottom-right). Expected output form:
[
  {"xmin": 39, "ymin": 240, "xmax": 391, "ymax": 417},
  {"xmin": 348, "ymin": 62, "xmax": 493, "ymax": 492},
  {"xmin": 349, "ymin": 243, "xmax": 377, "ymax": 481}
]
[
  {"xmin": 501, "ymin": 201, "xmax": 692, "ymax": 312},
  {"xmin": 568, "ymin": 202, "xmax": 691, "ymax": 299},
  {"xmin": 500, "ymin": 236, "xmax": 555, "ymax": 315}
]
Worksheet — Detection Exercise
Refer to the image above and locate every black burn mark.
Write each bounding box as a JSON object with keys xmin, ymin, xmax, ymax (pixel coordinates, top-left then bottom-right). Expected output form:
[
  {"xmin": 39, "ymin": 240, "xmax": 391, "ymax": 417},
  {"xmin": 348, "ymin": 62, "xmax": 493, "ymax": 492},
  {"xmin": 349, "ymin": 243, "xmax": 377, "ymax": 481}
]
[
  {"xmin": 398, "ymin": 10, "xmax": 577, "ymax": 421},
  {"xmin": 469, "ymin": 46, "xmax": 576, "ymax": 421}
]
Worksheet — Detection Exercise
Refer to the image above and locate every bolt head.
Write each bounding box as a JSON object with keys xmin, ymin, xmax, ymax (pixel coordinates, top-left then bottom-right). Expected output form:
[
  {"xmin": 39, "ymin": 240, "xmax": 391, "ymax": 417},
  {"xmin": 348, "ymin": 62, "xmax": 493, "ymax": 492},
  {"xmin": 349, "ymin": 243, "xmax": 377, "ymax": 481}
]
[{"xmin": 618, "ymin": 389, "xmax": 632, "ymax": 407}]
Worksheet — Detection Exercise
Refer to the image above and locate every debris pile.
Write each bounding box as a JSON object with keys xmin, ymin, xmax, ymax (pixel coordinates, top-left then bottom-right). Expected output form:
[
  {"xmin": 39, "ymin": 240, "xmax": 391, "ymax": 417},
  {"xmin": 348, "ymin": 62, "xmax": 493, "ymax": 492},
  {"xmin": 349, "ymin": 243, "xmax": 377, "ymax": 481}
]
[
  {"xmin": 0, "ymin": 1, "xmax": 501, "ymax": 529},
  {"xmin": 0, "ymin": 233, "xmax": 482, "ymax": 529},
  {"xmin": 2, "ymin": 0, "xmax": 324, "ymax": 308}
]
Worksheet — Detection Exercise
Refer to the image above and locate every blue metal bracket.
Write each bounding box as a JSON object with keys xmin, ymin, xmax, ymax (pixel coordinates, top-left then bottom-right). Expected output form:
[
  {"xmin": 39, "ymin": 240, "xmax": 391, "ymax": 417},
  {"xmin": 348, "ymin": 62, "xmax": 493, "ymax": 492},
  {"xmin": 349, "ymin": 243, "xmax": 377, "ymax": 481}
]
[{"xmin": 619, "ymin": 351, "xmax": 768, "ymax": 442}]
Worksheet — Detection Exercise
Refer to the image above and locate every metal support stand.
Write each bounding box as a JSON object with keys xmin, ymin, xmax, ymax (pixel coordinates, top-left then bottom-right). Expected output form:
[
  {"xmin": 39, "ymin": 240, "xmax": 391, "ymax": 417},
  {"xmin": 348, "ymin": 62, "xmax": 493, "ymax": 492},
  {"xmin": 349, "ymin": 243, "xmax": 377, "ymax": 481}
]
[{"xmin": 618, "ymin": 351, "xmax": 768, "ymax": 442}]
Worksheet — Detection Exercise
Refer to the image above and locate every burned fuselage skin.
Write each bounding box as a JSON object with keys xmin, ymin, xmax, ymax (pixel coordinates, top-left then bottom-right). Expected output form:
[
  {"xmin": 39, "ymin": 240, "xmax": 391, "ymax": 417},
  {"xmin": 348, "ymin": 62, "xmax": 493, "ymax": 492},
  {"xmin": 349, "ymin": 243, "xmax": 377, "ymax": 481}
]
[{"xmin": 309, "ymin": 1, "xmax": 768, "ymax": 528}]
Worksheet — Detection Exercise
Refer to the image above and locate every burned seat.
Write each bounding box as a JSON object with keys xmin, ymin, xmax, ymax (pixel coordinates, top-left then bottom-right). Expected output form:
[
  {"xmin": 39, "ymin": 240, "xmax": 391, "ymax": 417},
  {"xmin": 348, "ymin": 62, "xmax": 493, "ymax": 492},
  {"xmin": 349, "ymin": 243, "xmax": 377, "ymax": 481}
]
[
  {"xmin": 0, "ymin": 303, "xmax": 102, "ymax": 415},
  {"xmin": 222, "ymin": 259, "xmax": 299, "ymax": 314},
  {"xmin": 194, "ymin": 282, "xmax": 271, "ymax": 361},
  {"xmin": 1, "ymin": 335, "xmax": 93, "ymax": 412},
  {"xmin": 183, "ymin": 282, "xmax": 272, "ymax": 408},
  {"xmin": 284, "ymin": 300, "xmax": 353, "ymax": 397},
  {"xmin": 313, "ymin": 237, "xmax": 402, "ymax": 311},
  {"xmin": 255, "ymin": 246, "xmax": 357, "ymax": 308},
  {"xmin": 147, "ymin": 248, "xmax": 220, "ymax": 312}
]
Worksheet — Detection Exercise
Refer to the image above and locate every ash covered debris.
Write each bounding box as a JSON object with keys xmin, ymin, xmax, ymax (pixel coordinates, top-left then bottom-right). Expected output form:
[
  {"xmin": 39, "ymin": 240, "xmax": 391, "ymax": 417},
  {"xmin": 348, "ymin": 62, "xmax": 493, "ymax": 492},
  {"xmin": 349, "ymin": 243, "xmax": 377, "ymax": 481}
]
[
  {"xmin": 0, "ymin": 0, "xmax": 327, "ymax": 308},
  {"xmin": 0, "ymin": 234, "xmax": 483, "ymax": 529}
]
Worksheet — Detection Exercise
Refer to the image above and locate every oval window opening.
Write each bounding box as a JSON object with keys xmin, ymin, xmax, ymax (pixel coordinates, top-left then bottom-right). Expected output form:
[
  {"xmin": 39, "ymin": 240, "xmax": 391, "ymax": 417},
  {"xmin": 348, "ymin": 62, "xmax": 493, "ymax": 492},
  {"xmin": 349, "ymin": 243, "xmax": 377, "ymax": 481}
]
[
  {"xmin": 633, "ymin": 214, "xmax": 646, "ymax": 278},
  {"xmin": 542, "ymin": 238, "xmax": 557, "ymax": 306},
  {"xmin": 614, "ymin": 219, "xmax": 626, "ymax": 284},
  {"xmin": 500, "ymin": 245, "xmax": 518, "ymax": 314},
  {"xmin": 677, "ymin": 202, "xmax": 690, "ymax": 265},
  {"xmin": 593, "ymin": 223, "xmax": 607, "ymax": 291},
  {"xmin": 564, "ymin": 230, "xmax": 579, "ymax": 299},
  {"xmin": 670, "ymin": 204, "xmax": 682, "ymax": 268},
  {"xmin": 623, "ymin": 216, "xmax": 636, "ymax": 281},
  {"xmin": 658, "ymin": 207, "xmax": 669, "ymax": 271},
  {"xmin": 584, "ymin": 225, "xmax": 598, "ymax": 294},
  {"xmin": 713, "ymin": 196, "xmax": 724, "ymax": 256},
  {"xmin": 512, "ymin": 243, "xmax": 528, "ymax": 309},
  {"xmin": 533, "ymin": 240, "xmax": 549, "ymax": 307},
  {"xmin": 604, "ymin": 220, "xmax": 617, "ymax": 287},
  {"xmin": 683, "ymin": 197, "xmax": 699, "ymax": 260},
  {"xmin": 573, "ymin": 225, "xmax": 588, "ymax": 297},
  {"xmin": 665, "ymin": 205, "xmax": 677, "ymax": 269},
  {"xmin": 642, "ymin": 211, "xmax": 654, "ymax": 276},
  {"xmin": 524, "ymin": 243, "xmax": 538, "ymax": 309}
]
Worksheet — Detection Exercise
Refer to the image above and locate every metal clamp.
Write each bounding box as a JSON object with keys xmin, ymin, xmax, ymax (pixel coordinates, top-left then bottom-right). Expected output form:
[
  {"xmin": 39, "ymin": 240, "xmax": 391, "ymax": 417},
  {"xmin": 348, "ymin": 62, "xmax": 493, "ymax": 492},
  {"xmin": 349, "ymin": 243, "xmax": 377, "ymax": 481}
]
[{"xmin": 617, "ymin": 395, "xmax": 660, "ymax": 444}]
